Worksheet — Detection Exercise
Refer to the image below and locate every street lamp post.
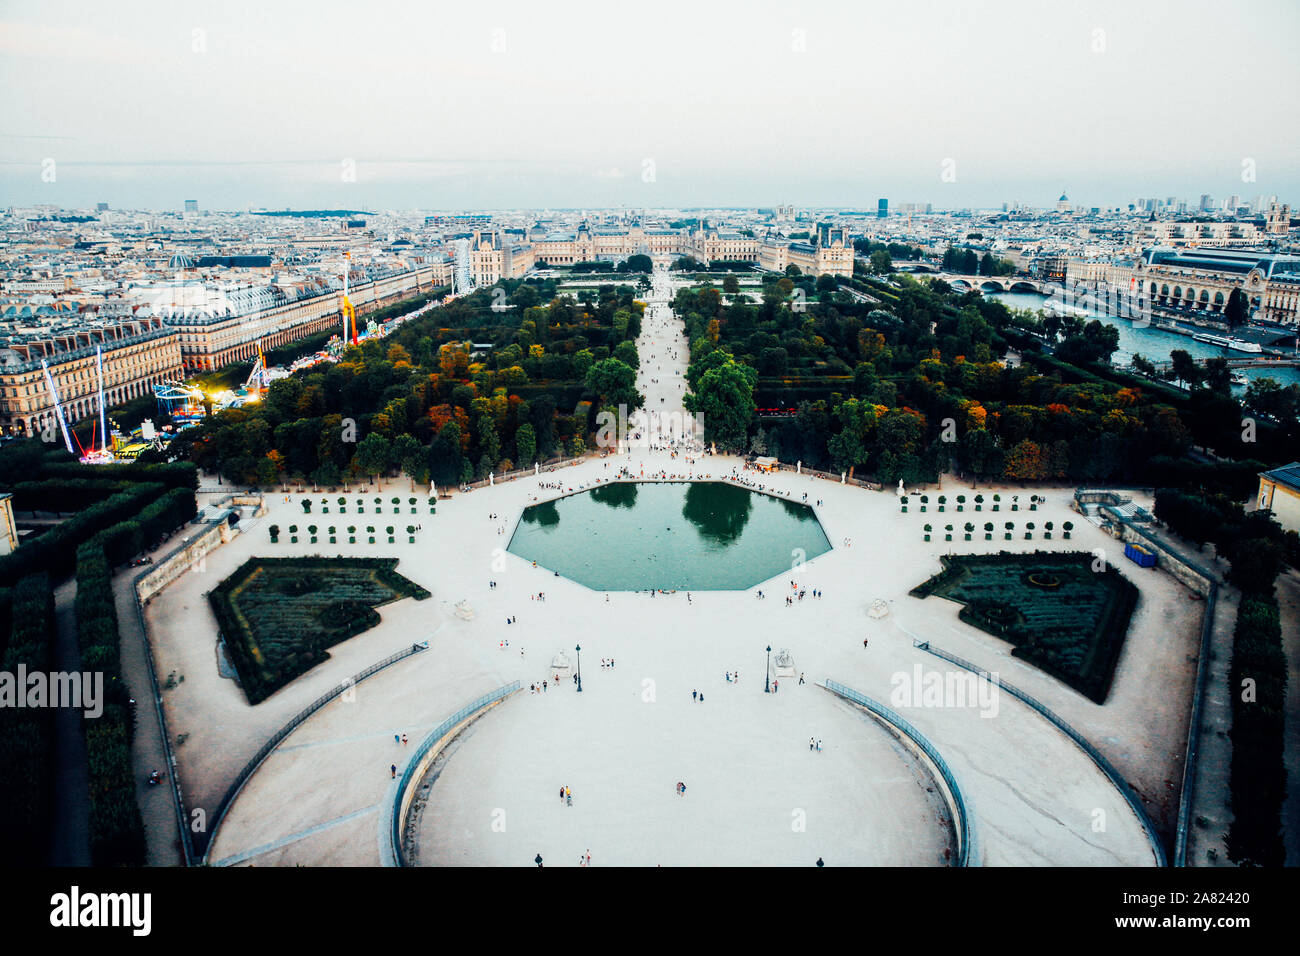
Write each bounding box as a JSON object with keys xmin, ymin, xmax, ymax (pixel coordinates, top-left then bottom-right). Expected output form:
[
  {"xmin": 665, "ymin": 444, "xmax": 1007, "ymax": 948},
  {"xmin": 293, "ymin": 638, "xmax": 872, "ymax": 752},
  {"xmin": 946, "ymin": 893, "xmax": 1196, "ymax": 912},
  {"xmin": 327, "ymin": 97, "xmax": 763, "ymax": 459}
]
[
  {"xmin": 575, "ymin": 644, "xmax": 583, "ymax": 693},
  {"xmin": 765, "ymin": 645, "xmax": 772, "ymax": 693}
]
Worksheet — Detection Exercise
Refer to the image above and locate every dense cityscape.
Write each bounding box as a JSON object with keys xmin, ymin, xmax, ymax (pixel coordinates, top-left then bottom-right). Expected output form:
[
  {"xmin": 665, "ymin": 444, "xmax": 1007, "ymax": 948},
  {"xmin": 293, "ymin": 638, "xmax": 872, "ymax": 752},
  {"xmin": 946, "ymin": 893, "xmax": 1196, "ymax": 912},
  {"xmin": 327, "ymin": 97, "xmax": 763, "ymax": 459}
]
[{"xmin": 0, "ymin": 0, "xmax": 1297, "ymax": 937}]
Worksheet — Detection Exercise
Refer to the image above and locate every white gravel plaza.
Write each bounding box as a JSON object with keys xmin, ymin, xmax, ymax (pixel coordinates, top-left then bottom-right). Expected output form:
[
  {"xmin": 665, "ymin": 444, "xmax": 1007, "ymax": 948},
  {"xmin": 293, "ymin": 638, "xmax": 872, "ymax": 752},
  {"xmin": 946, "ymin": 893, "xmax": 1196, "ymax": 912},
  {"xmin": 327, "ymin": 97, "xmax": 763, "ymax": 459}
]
[{"xmin": 171, "ymin": 269, "xmax": 1194, "ymax": 867}]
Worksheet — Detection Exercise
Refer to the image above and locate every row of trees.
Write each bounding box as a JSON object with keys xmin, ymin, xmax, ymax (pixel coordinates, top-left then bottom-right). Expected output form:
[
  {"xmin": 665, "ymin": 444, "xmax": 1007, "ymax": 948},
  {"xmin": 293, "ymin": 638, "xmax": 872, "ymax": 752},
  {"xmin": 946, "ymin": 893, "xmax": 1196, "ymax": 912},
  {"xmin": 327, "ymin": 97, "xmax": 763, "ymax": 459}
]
[
  {"xmin": 940, "ymin": 245, "xmax": 1016, "ymax": 276},
  {"xmin": 677, "ymin": 272, "xmax": 1216, "ymax": 485},
  {"xmin": 0, "ymin": 574, "xmax": 54, "ymax": 864},
  {"xmin": 1152, "ymin": 487, "xmax": 1295, "ymax": 866},
  {"xmin": 162, "ymin": 280, "xmax": 647, "ymax": 488}
]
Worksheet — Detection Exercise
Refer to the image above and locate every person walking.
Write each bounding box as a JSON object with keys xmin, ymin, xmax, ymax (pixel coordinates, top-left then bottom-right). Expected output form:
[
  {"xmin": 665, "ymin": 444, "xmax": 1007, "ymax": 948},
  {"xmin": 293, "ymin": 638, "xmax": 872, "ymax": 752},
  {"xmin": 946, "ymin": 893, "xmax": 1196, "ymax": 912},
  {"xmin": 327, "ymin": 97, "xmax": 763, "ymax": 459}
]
[
  {"xmin": 566, "ymin": 787, "xmax": 572, "ymax": 806},
  {"xmin": 798, "ymin": 672, "xmax": 805, "ymax": 685},
  {"xmin": 809, "ymin": 737, "xmax": 815, "ymax": 751},
  {"xmin": 390, "ymin": 764, "xmax": 397, "ymax": 778}
]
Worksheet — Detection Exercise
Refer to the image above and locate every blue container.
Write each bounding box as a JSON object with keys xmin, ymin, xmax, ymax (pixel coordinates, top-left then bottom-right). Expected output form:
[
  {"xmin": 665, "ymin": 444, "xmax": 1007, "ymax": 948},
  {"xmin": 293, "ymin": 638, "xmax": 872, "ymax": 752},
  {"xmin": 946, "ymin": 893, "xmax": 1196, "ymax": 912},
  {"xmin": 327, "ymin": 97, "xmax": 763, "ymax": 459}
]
[{"xmin": 1124, "ymin": 543, "xmax": 1156, "ymax": 568}]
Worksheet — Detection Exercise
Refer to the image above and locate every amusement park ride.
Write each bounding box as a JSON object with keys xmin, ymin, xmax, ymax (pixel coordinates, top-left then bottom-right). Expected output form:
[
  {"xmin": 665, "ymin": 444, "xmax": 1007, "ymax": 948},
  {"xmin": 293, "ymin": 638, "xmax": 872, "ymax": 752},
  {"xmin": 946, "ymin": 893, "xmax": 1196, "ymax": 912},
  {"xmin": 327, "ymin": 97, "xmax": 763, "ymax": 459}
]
[{"xmin": 68, "ymin": 254, "xmax": 459, "ymax": 464}]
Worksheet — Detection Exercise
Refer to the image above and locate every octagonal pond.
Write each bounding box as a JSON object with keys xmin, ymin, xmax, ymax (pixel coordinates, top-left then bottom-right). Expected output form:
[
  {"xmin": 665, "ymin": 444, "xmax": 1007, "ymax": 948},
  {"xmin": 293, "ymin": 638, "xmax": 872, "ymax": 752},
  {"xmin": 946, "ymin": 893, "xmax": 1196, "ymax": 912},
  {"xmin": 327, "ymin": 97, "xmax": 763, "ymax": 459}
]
[{"xmin": 507, "ymin": 481, "xmax": 832, "ymax": 590}]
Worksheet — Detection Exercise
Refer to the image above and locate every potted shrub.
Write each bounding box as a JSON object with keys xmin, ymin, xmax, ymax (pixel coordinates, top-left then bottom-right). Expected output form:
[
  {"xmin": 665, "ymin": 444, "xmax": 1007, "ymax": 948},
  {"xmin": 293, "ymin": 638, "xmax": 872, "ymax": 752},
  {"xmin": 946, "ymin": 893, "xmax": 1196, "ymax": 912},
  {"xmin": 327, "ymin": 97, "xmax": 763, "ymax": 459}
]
[
  {"xmin": 289, "ymin": 524, "xmax": 299, "ymax": 543},
  {"xmin": 1029, "ymin": 494, "xmax": 1038, "ymax": 511},
  {"xmin": 1004, "ymin": 521, "xmax": 1014, "ymax": 541},
  {"xmin": 387, "ymin": 525, "xmax": 395, "ymax": 544},
  {"xmin": 1062, "ymin": 520, "xmax": 1074, "ymax": 540},
  {"xmin": 269, "ymin": 524, "xmax": 280, "ymax": 543},
  {"xmin": 308, "ymin": 524, "xmax": 318, "ymax": 544},
  {"xmin": 322, "ymin": 498, "xmax": 329, "ymax": 513},
  {"xmin": 920, "ymin": 495, "xmax": 929, "ymax": 513},
  {"xmin": 392, "ymin": 497, "xmax": 400, "ymax": 513},
  {"xmin": 974, "ymin": 494, "xmax": 984, "ymax": 511},
  {"xmin": 944, "ymin": 524, "xmax": 953, "ymax": 542},
  {"xmin": 429, "ymin": 497, "xmax": 436, "ymax": 513},
  {"xmin": 328, "ymin": 525, "xmax": 337, "ymax": 544},
  {"xmin": 358, "ymin": 500, "xmax": 365, "ymax": 513},
  {"xmin": 367, "ymin": 525, "xmax": 376, "ymax": 544},
  {"xmin": 956, "ymin": 495, "xmax": 966, "ymax": 512},
  {"xmin": 407, "ymin": 524, "xmax": 416, "ymax": 543},
  {"xmin": 1011, "ymin": 495, "xmax": 1019, "ymax": 511},
  {"xmin": 1025, "ymin": 521, "xmax": 1035, "ymax": 540},
  {"xmin": 374, "ymin": 496, "xmax": 382, "ymax": 512},
  {"xmin": 1044, "ymin": 520, "xmax": 1054, "ymax": 540},
  {"xmin": 900, "ymin": 495, "xmax": 909, "ymax": 513},
  {"xmin": 937, "ymin": 495, "xmax": 947, "ymax": 512},
  {"xmin": 963, "ymin": 521, "xmax": 973, "ymax": 541},
  {"xmin": 338, "ymin": 496, "xmax": 347, "ymax": 513},
  {"xmin": 301, "ymin": 499, "xmax": 312, "ymax": 514},
  {"xmin": 409, "ymin": 497, "xmax": 417, "ymax": 514},
  {"xmin": 924, "ymin": 523, "xmax": 932, "ymax": 542},
  {"xmin": 992, "ymin": 493, "xmax": 1000, "ymax": 512},
  {"xmin": 983, "ymin": 521, "xmax": 994, "ymax": 541},
  {"xmin": 348, "ymin": 525, "xmax": 357, "ymax": 544}
]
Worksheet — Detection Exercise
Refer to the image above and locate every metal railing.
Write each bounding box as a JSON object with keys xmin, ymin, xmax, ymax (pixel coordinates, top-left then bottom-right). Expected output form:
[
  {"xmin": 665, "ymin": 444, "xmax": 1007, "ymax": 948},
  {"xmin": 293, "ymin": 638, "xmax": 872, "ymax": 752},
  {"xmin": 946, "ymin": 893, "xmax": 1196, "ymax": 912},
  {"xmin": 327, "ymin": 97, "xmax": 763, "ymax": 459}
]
[
  {"xmin": 460, "ymin": 457, "xmax": 587, "ymax": 491},
  {"xmin": 911, "ymin": 640, "xmax": 1168, "ymax": 867},
  {"xmin": 391, "ymin": 681, "xmax": 521, "ymax": 866},
  {"xmin": 823, "ymin": 678, "xmax": 972, "ymax": 867},
  {"xmin": 199, "ymin": 641, "xmax": 430, "ymax": 863}
]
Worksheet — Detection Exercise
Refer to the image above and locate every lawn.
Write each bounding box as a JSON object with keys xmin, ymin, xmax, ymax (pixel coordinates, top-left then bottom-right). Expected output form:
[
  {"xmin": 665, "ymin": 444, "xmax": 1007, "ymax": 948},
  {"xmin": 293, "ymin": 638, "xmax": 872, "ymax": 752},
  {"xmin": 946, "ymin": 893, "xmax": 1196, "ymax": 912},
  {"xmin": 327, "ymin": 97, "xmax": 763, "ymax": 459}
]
[
  {"xmin": 209, "ymin": 557, "xmax": 430, "ymax": 704},
  {"xmin": 910, "ymin": 551, "xmax": 1139, "ymax": 703}
]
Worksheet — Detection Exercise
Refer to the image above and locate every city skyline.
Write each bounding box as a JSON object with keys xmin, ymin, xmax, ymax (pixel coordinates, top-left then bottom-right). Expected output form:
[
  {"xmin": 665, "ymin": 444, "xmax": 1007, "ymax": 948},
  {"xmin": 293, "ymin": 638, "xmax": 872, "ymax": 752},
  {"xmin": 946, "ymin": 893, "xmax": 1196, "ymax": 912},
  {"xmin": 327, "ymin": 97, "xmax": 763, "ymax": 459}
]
[{"xmin": 2, "ymin": 0, "xmax": 1298, "ymax": 210}]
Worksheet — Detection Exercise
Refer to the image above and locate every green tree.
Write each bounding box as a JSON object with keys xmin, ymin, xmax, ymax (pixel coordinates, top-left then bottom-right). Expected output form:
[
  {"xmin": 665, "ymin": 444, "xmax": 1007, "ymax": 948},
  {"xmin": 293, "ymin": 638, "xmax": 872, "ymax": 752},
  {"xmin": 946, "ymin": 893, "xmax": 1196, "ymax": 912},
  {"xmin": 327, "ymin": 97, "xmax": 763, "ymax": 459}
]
[
  {"xmin": 355, "ymin": 432, "xmax": 391, "ymax": 488},
  {"xmin": 584, "ymin": 358, "xmax": 641, "ymax": 414},
  {"xmin": 515, "ymin": 422, "xmax": 537, "ymax": 466},
  {"xmin": 684, "ymin": 354, "xmax": 757, "ymax": 452}
]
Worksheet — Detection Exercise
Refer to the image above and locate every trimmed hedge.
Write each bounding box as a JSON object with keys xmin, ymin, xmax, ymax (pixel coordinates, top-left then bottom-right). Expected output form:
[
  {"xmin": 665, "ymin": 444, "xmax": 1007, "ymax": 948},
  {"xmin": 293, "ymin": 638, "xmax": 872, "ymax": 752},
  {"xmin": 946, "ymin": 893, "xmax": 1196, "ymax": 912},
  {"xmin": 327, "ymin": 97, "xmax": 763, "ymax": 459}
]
[
  {"xmin": 0, "ymin": 573, "xmax": 54, "ymax": 865},
  {"xmin": 911, "ymin": 550, "xmax": 1138, "ymax": 703},
  {"xmin": 0, "ymin": 483, "xmax": 166, "ymax": 583},
  {"xmin": 74, "ymin": 541, "xmax": 145, "ymax": 867},
  {"xmin": 1226, "ymin": 593, "xmax": 1287, "ymax": 866},
  {"xmin": 9, "ymin": 478, "xmax": 135, "ymax": 514},
  {"xmin": 209, "ymin": 556, "xmax": 429, "ymax": 704},
  {"xmin": 38, "ymin": 461, "xmax": 198, "ymax": 491}
]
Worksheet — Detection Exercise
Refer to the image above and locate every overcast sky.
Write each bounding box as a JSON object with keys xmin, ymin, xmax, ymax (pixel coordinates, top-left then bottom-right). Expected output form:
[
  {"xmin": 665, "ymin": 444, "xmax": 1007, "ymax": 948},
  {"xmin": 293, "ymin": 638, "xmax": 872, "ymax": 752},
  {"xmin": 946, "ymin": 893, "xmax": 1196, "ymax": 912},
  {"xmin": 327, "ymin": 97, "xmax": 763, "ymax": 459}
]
[{"xmin": 1, "ymin": 0, "xmax": 1297, "ymax": 212}]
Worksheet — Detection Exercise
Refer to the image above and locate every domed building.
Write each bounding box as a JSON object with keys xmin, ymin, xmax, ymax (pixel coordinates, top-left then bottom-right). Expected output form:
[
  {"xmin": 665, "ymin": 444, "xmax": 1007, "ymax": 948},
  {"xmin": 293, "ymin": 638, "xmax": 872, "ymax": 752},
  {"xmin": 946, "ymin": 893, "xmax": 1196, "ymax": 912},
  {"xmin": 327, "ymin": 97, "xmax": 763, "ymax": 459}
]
[{"xmin": 1056, "ymin": 192, "xmax": 1071, "ymax": 214}]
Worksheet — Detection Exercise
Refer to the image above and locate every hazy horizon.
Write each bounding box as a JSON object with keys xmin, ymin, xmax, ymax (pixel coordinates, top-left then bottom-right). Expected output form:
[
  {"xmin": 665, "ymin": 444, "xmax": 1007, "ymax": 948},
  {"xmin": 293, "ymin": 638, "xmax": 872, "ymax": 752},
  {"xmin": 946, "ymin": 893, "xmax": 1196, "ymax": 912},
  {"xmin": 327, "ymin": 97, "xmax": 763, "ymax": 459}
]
[{"xmin": 3, "ymin": 0, "xmax": 1298, "ymax": 211}]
